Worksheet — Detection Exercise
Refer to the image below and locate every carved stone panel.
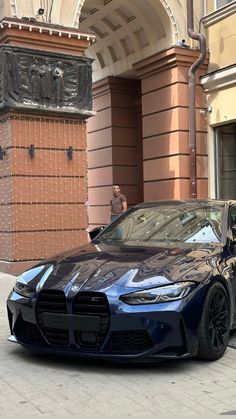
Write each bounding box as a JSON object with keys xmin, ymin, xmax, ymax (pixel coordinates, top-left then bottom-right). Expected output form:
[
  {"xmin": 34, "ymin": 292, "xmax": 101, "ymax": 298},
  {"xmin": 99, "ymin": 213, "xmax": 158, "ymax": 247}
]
[{"xmin": 0, "ymin": 46, "xmax": 93, "ymax": 115}]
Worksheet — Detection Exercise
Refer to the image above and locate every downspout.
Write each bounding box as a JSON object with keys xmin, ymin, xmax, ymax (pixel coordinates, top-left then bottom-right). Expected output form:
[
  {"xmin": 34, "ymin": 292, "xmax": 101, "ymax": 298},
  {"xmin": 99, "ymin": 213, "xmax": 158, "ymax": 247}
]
[{"xmin": 187, "ymin": 0, "xmax": 206, "ymax": 198}]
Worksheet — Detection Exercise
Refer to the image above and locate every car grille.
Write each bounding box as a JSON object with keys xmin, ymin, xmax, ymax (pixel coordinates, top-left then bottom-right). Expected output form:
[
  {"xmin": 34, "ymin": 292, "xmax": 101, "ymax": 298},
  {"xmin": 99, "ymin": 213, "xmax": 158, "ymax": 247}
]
[
  {"xmin": 35, "ymin": 291, "xmax": 152, "ymax": 354},
  {"xmin": 36, "ymin": 290, "xmax": 69, "ymax": 346},
  {"xmin": 73, "ymin": 292, "xmax": 110, "ymax": 349},
  {"xmin": 36, "ymin": 290, "xmax": 110, "ymax": 349},
  {"xmin": 104, "ymin": 330, "xmax": 153, "ymax": 354},
  {"xmin": 14, "ymin": 317, "xmax": 47, "ymax": 346}
]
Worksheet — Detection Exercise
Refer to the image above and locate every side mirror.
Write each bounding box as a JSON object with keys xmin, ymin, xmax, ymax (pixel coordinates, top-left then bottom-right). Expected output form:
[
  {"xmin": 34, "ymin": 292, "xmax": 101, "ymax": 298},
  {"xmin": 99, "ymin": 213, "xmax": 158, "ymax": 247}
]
[{"xmin": 89, "ymin": 226, "xmax": 105, "ymax": 240}]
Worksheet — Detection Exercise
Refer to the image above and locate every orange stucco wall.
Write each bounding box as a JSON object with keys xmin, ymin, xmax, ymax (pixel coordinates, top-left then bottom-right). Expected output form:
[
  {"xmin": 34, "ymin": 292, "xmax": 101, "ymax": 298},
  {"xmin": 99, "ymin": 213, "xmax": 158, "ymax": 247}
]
[
  {"xmin": 87, "ymin": 77, "xmax": 143, "ymax": 228},
  {"xmin": 87, "ymin": 47, "xmax": 209, "ymax": 229},
  {"xmin": 134, "ymin": 47, "xmax": 208, "ymax": 201}
]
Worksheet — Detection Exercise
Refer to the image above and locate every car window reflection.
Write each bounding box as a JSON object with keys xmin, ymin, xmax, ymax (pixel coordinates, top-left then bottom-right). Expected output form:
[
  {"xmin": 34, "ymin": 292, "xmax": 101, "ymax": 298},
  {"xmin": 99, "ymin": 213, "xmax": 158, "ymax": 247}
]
[{"xmin": 97, "ymin": 204, "xmax": 224, "ymax": 246}]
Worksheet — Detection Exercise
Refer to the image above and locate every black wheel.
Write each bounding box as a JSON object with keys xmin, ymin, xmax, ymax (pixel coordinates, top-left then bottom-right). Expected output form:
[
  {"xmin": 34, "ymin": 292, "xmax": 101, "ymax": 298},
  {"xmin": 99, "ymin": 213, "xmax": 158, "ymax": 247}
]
[{"xmin": 197, "ymin": 282, "xmax": 230, "ymax": 360}]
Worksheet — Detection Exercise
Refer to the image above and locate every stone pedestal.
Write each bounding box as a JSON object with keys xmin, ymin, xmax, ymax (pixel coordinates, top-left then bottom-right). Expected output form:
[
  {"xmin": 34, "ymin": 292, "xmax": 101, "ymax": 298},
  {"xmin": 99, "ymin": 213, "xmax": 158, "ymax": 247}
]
[{"xmin": 0, "ymin": 18, "xmax": 95, "ymax": 274}]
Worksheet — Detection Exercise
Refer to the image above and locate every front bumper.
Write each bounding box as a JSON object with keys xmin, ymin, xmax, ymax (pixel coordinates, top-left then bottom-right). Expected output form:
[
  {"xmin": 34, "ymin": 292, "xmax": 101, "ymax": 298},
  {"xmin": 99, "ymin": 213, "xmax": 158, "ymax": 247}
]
[{"xmin": 7, "ymin": 289, "xmax": 201, "ymax": 361}]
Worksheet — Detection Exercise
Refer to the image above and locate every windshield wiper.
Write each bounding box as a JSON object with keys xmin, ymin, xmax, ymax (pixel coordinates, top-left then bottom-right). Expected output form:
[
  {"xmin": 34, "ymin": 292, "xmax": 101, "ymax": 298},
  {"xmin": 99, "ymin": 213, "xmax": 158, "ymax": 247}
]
[{"xmin": 93, "ymin": 237, "xmax": 124, "ymax": 245}]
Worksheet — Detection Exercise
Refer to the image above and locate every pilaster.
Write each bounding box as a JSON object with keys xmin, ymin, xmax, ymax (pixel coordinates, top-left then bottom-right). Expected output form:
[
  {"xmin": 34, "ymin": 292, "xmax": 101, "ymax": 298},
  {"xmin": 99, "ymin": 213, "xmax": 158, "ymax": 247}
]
[{"xmin": 133, "ymin": 47, "xmax": 209, "ymax": 201}]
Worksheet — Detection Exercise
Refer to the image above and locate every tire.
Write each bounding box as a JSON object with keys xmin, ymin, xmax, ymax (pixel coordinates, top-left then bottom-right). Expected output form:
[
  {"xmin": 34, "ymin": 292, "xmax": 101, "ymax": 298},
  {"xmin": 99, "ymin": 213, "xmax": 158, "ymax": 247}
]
[{"xmin": 197, "ymin": 282, "xmax": 230, "ymax": 361}]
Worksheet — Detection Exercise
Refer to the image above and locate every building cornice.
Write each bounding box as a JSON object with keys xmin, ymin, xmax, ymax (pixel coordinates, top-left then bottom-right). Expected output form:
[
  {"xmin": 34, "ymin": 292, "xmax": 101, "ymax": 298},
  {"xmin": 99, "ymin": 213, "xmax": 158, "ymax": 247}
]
[
  {"xmin": 0, "ymin": 17, "xmax": 96, "ymax": 44},
  {"xmin": 202, "ymin": 2, "xmax": 236, "ymax": 27},
  {"xmin": 200, "ymin": 65, "xmax": 236, "ymax": 92},
  {"xmin": 133, "ymin": 47, "xmax": 208, "ymax": 79}
]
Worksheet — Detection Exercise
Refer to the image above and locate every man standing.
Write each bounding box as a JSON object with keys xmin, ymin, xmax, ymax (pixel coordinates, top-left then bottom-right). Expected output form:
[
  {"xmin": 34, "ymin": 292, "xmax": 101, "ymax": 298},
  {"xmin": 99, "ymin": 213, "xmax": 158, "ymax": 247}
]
[{"xmin": 109, "ymin": 184, "xmax": 127, "ymax": 223}]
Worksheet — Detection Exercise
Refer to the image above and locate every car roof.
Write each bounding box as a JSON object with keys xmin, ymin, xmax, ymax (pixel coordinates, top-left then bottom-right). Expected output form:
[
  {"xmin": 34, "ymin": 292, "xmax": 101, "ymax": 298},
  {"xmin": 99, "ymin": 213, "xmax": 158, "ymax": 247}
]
[{"xmin": 134, "ymin": 199, "xmax": 236, "ymax": 209}]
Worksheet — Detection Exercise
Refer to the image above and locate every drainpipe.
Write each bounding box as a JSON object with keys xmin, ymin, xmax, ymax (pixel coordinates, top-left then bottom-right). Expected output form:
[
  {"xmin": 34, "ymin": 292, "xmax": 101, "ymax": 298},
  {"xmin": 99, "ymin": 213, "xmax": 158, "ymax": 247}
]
[{"xmin": 187, "ymin": 0, "xmax": 206, "ymax": 198}]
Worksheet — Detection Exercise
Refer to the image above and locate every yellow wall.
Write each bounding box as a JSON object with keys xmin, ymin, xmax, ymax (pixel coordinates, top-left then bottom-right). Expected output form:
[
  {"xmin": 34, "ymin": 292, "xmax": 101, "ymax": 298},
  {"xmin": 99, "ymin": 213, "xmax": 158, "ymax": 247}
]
[
  {"xmin": 202, "ymin": 1, "xmax": 236, "ymax": 125},
  {"xmin": 208, "ymin": 87, "xmax": 236, "ymax": 126},
  {"xmin": 205, "ymin": 12, "xmax": 236, "ymax": 72},
  {"xmin": 206, "ymin": 0, "xmax": 215, "ymax": 13}
]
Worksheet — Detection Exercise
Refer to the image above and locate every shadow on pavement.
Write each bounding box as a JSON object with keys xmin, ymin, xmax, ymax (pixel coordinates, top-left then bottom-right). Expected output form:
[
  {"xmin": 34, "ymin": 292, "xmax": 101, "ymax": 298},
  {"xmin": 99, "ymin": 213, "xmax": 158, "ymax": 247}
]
[
  {"xmin": 7, "ymin": 343, "xmax": 196, "ymax": 374},
  {"xmin": 228, "ymin": 329, "xmax": 236, "ymax": 349}
]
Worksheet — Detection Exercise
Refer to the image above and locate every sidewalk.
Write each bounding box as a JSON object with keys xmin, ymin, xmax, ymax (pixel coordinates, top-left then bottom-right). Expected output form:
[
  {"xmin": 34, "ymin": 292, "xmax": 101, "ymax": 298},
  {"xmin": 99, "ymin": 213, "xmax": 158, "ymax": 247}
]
[{"xmin": 1, "ymin": 271, "xmax": 236, "ymax": 416}]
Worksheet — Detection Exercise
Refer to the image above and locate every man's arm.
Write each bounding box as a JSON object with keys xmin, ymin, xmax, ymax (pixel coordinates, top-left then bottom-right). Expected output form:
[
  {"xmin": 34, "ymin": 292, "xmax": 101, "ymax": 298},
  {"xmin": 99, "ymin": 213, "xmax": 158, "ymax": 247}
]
[
  {"xmin": 122, "ymin": 197, "xmax": 127, "ymax": 213},
  {"xmin": 107, "ymin": 201, "xmax": 112, "ymax": 224}
]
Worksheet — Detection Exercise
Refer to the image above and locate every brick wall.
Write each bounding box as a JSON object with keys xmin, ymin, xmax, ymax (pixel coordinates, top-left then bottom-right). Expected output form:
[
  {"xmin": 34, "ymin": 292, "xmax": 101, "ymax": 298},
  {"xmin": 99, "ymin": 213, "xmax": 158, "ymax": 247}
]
[{"xmin": 0, "ymin": 114, "xmax": 88, "ymax": 266}]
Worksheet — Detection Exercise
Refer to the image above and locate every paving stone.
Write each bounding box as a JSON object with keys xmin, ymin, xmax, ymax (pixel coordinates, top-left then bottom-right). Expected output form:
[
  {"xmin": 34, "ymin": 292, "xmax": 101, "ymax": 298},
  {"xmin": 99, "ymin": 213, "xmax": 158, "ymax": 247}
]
[{"xmin": 1, "ymin": 272, "xmax": 236, "ymax": 415}]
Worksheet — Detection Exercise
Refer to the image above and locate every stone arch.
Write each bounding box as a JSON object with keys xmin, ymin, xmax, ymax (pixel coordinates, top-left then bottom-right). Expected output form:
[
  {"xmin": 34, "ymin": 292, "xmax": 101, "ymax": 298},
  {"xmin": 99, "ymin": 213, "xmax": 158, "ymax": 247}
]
[
  {"xmin": 78, "ymin": 0, "xmax": 187, "ymax": 82},
  {"xmin": 159, "ymin": 0, "xmax": 180, "ymax": 42},
  {"xmin": 2, "ymin": 1, "xmax": 187, "ymax": 56}
]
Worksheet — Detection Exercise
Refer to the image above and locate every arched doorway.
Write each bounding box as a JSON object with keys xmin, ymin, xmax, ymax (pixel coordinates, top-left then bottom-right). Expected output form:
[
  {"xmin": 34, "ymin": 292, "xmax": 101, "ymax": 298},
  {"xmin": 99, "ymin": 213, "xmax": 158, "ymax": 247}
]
[{"xmin": 78, "ymin": 0, "xmax": 208, "ymax": 229}]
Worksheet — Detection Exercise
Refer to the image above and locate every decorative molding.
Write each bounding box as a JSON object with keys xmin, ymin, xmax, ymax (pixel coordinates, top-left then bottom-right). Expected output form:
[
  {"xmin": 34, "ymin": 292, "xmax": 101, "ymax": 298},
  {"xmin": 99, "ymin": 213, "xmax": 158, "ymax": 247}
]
[
  {"xmin": 200, "ymin": 65, "xmax": 236, "ymax": 92},
  {"xmin": 159, "ymin": 0, "xmax": 180, "ymax": 42},
  {"xmin": 73, "ymin": 0, "xmax": 86, "ymax": 27},
  {"xmin": 133, "ymin": 47, "xmax": 208, "ymax": 79},
  {"xmin": 0, "ymin": 17, "xmax": 96, "ymax": 43}
]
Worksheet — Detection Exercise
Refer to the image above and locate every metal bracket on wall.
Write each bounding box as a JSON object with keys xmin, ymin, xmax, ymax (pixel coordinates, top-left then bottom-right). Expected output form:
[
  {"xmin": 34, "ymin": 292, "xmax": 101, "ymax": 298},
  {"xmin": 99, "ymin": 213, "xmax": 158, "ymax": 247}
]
[
  {"xmin": 0, "ymin": 146, "xmax": 6, "ymax": 160},
  {"xmin": 67, "ymin": 146, "xmax": 73, "ymax": 160},
  {"xmin": 28, "ymin": 144, "xmax": 35, "ymax": 159}
]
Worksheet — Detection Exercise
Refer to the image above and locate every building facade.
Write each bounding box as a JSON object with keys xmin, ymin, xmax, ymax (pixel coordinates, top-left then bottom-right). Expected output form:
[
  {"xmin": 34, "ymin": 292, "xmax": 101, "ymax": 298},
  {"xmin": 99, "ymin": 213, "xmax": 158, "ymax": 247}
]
[
  {"xmin": 201, "ymin": 0, "xmax": 236, "ymax": 200},
  {"xmin": 0, "ymin": 0, "xmax": 235, "ymax": 273}
]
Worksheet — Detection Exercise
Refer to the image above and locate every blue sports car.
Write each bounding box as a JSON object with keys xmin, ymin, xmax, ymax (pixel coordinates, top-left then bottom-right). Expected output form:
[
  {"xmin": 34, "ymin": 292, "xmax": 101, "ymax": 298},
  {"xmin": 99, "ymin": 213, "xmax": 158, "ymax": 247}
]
[{"xmin": 7, "ymin": 199, "xmax": 236, "ymax": 361}]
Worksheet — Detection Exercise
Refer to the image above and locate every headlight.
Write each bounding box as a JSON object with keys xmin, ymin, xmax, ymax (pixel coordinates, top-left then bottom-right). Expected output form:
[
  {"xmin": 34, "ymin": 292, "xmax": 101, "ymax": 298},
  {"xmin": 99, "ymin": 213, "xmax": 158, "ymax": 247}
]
[
  {"xmin": 14, "ymin": 265, "xmax": 52, "ymax": 298},
  {"xmin": 120, "ymin": 281, "xmax": 197, "ymax": 305}
]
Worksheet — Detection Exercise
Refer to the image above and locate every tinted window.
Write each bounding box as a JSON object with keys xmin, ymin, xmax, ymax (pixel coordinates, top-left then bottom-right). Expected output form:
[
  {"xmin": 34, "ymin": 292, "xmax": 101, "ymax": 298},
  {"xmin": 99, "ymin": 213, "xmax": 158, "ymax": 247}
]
[{"xmin": 98, "ymin": 203, "xmax": 224, "ymax": 245}]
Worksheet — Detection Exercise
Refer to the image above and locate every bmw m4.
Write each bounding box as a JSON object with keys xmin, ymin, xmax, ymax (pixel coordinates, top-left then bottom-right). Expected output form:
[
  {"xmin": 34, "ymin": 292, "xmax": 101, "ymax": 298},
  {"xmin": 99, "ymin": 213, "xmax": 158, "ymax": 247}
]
[{"xmin": 7, "ymin": 199, "xmax": 236, "ymax": 361}]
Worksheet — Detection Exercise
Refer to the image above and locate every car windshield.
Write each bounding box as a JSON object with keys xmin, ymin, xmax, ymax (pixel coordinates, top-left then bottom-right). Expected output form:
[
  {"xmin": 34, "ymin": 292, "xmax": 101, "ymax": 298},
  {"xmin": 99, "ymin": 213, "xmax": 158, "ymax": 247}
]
[{"xmin": 96, "ymin": 202, "xmax": 225, "ymax": 246}]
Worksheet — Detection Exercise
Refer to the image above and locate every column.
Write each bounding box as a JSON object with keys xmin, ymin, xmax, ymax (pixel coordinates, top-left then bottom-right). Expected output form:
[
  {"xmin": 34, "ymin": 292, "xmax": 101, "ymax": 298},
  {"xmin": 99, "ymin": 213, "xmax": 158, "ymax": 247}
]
[
  {"xmin": 133, "ymin": 46, "xmax": 209, "ymax": 201},
  {"xmin": 0, "ymin": 18, "xmax": 95, "ymax": 274}
]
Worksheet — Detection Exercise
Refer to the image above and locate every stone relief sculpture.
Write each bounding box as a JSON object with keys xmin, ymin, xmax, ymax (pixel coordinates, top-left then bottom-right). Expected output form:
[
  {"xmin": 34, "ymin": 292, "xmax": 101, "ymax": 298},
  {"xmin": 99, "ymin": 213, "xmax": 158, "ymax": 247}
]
[
  {"xmin": 40, "ymin": 60, "xmax": 53, "ymax": 106},
  {"xmin": 29, "ymin": 57, "xmax": 41, "ymax": 100},
  {"xmin": 0, "ymin": 47, "xmax": 93, "ymax": 113},
  {"xmin": 77, "ymin": 62, "xmax": 92, "ymax": 109},
  {"xmin": 52, "ymin": 61, "xmax": 64, "ymax": 107},
  {"xmin": 4, "ymin": 50, "xmax": 20, "ymax": 102}
]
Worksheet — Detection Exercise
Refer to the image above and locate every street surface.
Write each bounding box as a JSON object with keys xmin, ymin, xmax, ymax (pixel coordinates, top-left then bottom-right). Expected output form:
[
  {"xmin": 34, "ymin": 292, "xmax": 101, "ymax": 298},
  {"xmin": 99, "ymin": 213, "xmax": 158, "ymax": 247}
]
[{"xmin": 1, "ymin": 272, "xmax": 236, "ymax": 416}]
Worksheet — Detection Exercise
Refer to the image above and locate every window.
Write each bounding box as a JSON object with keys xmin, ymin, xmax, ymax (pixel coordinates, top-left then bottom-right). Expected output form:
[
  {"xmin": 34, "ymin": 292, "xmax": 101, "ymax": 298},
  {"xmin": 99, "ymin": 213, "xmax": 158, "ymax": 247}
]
[
  {"xmin": 216, "ymin": 0, "xmax": 234, "ymax": 9},
  {"xmin": 98, "ymin": 204, "xmax": 224, "ymax": 245},
  {"xmin": 215, "ymin": 123, "xmax": 236, "ymax": 199}
]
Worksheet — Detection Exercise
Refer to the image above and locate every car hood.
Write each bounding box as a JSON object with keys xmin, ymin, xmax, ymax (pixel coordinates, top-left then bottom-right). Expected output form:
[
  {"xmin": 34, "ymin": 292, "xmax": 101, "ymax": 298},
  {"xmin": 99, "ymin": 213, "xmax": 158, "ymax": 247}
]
[{"xmin": 37, "ymin": 241, "xmax": 222, "ymax": 293}]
